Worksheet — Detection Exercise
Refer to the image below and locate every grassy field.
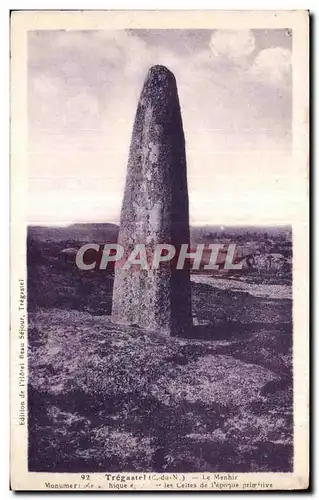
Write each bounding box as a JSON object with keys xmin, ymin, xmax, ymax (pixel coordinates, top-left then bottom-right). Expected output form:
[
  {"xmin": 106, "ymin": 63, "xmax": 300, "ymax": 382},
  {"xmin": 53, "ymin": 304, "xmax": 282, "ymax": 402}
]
[{"xmin": 28, "ymin": 250, "xmax": 293, "ymax": 472}]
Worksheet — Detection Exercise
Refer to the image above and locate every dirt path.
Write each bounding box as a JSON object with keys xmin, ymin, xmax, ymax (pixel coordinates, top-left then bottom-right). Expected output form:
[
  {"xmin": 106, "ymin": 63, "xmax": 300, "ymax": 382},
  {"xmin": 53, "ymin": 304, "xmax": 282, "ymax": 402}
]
[{"xmin": 191, "ymin": 276, "xmax": 292, "ymax": 300}]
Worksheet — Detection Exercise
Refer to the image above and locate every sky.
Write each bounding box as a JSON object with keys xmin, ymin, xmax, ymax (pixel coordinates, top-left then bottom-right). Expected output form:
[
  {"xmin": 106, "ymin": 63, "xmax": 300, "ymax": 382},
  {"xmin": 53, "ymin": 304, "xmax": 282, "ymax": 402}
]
[{"xmin": 28, "ymin": 28, "xmax": 293, "ymax": 226}]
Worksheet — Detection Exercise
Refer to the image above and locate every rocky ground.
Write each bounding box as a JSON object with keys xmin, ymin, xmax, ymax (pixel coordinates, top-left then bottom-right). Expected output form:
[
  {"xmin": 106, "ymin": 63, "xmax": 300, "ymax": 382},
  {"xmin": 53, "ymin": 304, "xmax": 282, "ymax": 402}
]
[{"xmin": 28, "ymin": 279, "xmax": 293, "ymax": 473}]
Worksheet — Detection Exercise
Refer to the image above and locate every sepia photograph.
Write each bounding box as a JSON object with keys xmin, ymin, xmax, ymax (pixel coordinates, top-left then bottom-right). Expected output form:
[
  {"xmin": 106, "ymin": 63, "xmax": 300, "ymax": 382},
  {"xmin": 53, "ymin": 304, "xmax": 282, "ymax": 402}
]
[{"xmin": 10, "ymin": 10, "xmax": 309, "ymax": 491}]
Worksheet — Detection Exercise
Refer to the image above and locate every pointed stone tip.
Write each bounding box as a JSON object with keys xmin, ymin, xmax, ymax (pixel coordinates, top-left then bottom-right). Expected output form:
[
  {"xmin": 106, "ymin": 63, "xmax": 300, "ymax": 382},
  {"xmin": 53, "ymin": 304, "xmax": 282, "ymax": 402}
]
[
  {"xmin": 138, "ymin": 64, "xmax": 180, "ymax": 116},
  {"xmin": 145, "ymin": 65, "xmax": 176, "ymax": 85},
  {"xmin": 148, "ymin": 65, "xmax": 174, "ymax": 76}
]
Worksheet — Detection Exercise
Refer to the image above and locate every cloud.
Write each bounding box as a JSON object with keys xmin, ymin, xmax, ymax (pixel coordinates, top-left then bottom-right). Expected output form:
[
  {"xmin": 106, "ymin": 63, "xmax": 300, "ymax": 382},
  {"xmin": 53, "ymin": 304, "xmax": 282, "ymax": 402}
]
[
  {"xmin": 209, "ymin": 30, "xmax": 255, "ymax": 61},
  {"xmin": 28, "ymin": 30, "xmax": 151, "ymax": 132},
  {"xmin": 248, "ymin": 47, "xmax": 292, "ymax": 89},
  {"xmin": 28, "ymin": 29, "xmax": 293, "ymax": 224},
  {"xmin": 28, "ymin": 30, "xmax": 291, "ymax": 136}
]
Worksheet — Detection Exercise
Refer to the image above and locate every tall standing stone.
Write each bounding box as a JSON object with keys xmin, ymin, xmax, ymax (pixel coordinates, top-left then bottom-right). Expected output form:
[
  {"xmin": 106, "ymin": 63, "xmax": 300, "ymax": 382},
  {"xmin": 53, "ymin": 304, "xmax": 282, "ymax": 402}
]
[{"xmin": 112, "ymin": 65, "xmax": 192, "ymax": 336}]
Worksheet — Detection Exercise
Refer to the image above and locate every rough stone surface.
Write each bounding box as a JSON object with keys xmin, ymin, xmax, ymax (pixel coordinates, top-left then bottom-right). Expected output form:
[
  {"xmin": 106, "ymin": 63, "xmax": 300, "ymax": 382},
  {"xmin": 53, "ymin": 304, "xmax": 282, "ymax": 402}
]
[{"xmin": 112, "ymin": 65, "xmax": 192, "ymax": 335}]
